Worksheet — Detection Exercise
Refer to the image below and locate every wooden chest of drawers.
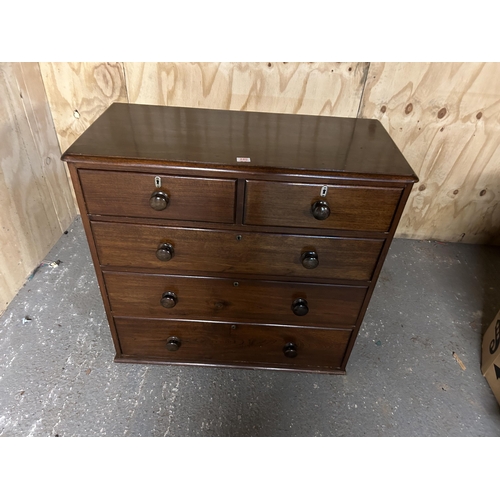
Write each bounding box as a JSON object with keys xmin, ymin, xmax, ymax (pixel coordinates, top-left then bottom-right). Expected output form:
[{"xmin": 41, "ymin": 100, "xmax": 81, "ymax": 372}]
[{"xmin": 62, "ymin": 103, "xmax": 418, "ymax": 374}]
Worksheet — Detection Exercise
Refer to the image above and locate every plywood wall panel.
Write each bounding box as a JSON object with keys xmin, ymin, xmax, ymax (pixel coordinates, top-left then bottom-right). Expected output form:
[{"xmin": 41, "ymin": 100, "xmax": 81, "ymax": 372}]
[
  {"xmin": 124, "ymin": 62, "xmax": 369, "ymax": 117},
  {"xmin": 359, "ymin": 62, "xmax": 500, "ymax": 244},
  {"xmin": 123, "ymin": 62, "xmax": 169, "ymax": 105},
  {"xmin": 39, "ymin": 63, "xmax": 128, "ymax": 153},
  {"xmin": 0, "ymin": 63, "xmax": 75, "ymax": 314},
  {"xmin": 14, "ymin": 63, "xmax": 76, "ymax": 231}
]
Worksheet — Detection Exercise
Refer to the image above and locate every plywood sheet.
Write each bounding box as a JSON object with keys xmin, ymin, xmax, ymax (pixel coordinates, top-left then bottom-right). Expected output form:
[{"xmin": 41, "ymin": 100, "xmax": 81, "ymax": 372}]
[
  {"xmin": 39, "ymin": 62, "xmax": 128, "ymax": 153},
  {"xmin": 14, "ymin": 63, "xmax": 76, "ymax": 231},
  {"xmin": 124, "ymin": 62, "xmax": 369, "ymax": 117},
  {"xmin": 0, "ymin": 63, "xmax": 76, "ymax": 313},
  {"xmin": 359, "ymin": 62, "xmax": 500, "ymax": 244}
]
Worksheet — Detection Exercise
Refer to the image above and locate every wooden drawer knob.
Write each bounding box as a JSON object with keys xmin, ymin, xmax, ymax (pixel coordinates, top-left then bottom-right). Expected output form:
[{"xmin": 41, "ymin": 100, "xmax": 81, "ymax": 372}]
[
  {"xmin": 291, "ymin": 298, "xmax": 309, "ymax": 316},
  {"xmin": 283, "ymin": 342, "xmax": 298, "ymax": 358},
  {"xmin": 160, "ymin": 291, "xmax": 178, "ymax": 308},
  {"xmin": 311, "ymin": 200, "xmax": 330, "ymax": 220},
  {"xmin": 301, "ymin": 251, "xmax": 319, "ymax": 269},
  {"xmin": 150, "ymin": 191, "xmax": 170, "ymax": 211},
  {"xmin": 156, "ymin": 243, "xmax": 174, "ymax": 261},
  {"xmin": 166, "ymin": 336, "xmax": 181, "ymax": 351}
]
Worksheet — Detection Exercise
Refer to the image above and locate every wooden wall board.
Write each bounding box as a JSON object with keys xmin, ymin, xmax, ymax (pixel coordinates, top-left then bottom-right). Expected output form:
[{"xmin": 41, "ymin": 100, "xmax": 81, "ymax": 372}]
[
  {"xmin": 0, "ymin": 63, "xmax": 75, "ymax": 314},
  {"xmin": 124, "ymin": 62, "xmax": 369, "ymax": 117},
  {"xmin": 14, "ymin": 63, "xmax": 76, "ymax": 232},
  {"xmin": 39, "ymin": 63, "xmax": 128, "ymax": 153},
  {"xmin": 359, "ymin": 62, "xmax": 500, "ymax": 244}
]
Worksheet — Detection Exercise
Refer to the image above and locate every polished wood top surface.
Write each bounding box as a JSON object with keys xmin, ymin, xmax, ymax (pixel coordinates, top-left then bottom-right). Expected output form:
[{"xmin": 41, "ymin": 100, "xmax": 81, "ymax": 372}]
[{"xmin": 62, "ymin": 103, "xmax": 417, "ymax": 181}]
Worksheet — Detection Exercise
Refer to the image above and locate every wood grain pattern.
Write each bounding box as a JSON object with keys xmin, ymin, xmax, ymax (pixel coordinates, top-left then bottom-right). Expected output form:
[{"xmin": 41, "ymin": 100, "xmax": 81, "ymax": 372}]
[
  {"xmin": 124, "ymin": 62, "xmax": 369, "ymax": 117},
  {"xmin": 79, "ymin": 170, "xmax": 236, "ymax": 223},
  {"xmin": 359, "ymin": 62, "xmax": 500, "ymax": 244},
  {"xmin": 13, "ymin": 63, "xmax": 76, "ymax": 231},
  {"xmin": 0, "ymin": 63, "xmax": 75, "ymax": 313},
  {"xmin": 115, "ymin": 317, "xmax": 351, "ymax": 371},
  {"xmin": 91, "ymin": 221, "xmax": 385, "ymax": 281},
  {"xmin": 39, "ymin": 62, "xmax": 127, "ymax": 153},
  {"xmin": 103, "ymin": 272, "xmax": 368, "ymax": 328}
]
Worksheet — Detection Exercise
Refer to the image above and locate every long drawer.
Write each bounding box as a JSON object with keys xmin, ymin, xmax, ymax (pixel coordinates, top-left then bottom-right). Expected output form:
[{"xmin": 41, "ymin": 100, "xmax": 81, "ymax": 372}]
[
  {"xmin": 79, "ymin": 170, "xmax": 237, "ymax": 223},
  {"xmin": 115, "ymin": 317, "xmax": 352, "ymax": 371},
  {"xmin": 92, "ymin": 221, "xmax": 384, "ymax": 281},
  {"xmin": 104, "ymin": 272, "xmax": 368, "ymax": 328}
]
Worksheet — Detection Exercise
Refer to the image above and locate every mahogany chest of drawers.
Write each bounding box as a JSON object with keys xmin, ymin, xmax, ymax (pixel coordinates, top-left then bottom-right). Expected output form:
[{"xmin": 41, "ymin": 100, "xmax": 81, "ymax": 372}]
[{"xmin": 62, "ymin": 103, "xmax": 418, "ymax": 374}]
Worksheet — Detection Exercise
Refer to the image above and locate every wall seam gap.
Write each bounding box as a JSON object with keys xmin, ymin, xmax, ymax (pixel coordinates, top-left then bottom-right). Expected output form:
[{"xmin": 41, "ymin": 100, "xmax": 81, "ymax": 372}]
[
  {"xmin": 122, "ymin": 63, "xmax": 130, "ymax": 102},
  {"xmin": 356, "ymin": 62, "xmax": 371, "ymax": 118}
]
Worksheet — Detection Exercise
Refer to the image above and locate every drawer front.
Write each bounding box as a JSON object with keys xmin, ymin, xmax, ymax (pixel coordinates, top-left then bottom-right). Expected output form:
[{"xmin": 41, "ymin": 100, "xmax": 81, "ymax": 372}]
[
  {"xmin": 79, "ymin": 170, "xmax": 236, "ymax": 223},
  {"xmin": 92, "ymin": 221, "xmax": 384, "ymax": 281},
  {"xmin": 244, "ymin": 180, "xmax": 402, "ymax": 231},
  {"xmin": 104, "ymin": 272, "xmax": 367, "ymax": 328},
  {"xmin": 115, "ymin": 317, "xmax": 351, "ymax": 371}
]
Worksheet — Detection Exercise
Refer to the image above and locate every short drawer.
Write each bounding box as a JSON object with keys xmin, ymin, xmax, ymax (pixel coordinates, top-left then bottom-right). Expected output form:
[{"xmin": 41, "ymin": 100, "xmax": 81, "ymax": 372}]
[
  {"xmin": 115, "ymin": 317, "xmax": 351, "ymax": 371},
  {"xmin": 104, "ymin": 272, "xmax": 367, "ymax": 328},
  {"xmin": 79, "ymin": 170, "xmax": 236, "ymax": 223},
  {"xmin": 92, "ymin": 221, "xmax": 385, "ymax": 281},
  {"xmin": 244, "ymin": 180, "xmax": 402, "ymax": 231}
]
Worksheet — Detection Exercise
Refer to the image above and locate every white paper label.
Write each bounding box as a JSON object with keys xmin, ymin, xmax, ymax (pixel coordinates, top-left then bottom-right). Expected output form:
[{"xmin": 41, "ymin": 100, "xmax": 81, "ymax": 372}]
[{"xmin": 236, "ymin": 157, "xmax": 251, "ymax": 162}]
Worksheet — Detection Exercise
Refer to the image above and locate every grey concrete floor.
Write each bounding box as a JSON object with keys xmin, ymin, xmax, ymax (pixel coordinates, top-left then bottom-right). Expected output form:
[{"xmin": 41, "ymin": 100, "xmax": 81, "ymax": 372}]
[{"xmin": 1, "ymin": 216, "xmax": 499, "ymax": 436}]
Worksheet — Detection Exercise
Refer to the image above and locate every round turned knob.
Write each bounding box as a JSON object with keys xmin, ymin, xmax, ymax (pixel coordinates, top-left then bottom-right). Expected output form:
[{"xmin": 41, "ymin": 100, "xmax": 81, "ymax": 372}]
[
  {"xmin": 301, "ymin": 251, "xmax": 319, "ymax": 269},
  {"xmin": 160, "ymin": 291, "xmax": 178, "ymax": 309},
  {"xmin": 166, "ymin": 336, "xmax": 181, "ymax": 351},
  {"xmin": 156, "ymin": 243, "xmax": 174, "ymax": 261},
  {"xmin": 292, "ymin": 298, "xmax": 309, "ymax": 316},
  {"xmin": 150, "ymin": 191, "xmax": 169, "ymax": 211},
  {"xmin": 283, "ymin": 342, "xmax": 298, "ymax": 358},
  {"xmin": 311, "ymin": 200, "xmax": 330, "ymax": 220}
]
